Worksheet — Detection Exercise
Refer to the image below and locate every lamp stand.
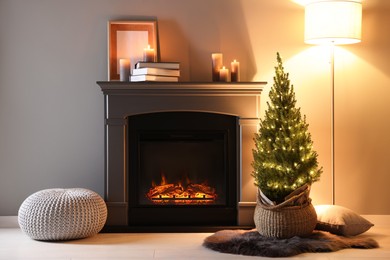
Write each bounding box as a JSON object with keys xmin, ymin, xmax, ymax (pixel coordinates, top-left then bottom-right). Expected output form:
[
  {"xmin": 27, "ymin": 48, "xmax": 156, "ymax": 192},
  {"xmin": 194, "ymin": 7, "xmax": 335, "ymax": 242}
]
[{"xmin": 330, "ymin": 44, "xmax": 335, "ymax": 205}]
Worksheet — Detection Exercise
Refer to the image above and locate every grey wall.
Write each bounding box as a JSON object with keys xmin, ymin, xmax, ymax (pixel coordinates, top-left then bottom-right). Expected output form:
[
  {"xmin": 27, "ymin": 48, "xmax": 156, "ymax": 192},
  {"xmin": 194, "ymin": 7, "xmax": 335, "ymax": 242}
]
[
  {"xmin": 1, "ymin": 0, "xmax": 390, "ymax": 215},
  {"xmin": 0, "ymin": 0, "xmax": 264, "ymax": 215}
]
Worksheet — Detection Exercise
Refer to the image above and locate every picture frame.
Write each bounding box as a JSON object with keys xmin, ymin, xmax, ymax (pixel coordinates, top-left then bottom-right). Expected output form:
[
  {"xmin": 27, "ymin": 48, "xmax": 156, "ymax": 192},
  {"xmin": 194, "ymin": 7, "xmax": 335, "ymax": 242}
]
[{"xmin": 108, "ymin": 20, "xmax": 158, "ymax": 81}]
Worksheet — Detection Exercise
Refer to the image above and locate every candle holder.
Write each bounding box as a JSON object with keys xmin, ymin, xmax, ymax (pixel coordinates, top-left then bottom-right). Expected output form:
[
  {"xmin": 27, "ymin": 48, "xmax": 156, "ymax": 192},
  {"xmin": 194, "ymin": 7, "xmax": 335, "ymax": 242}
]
[
  {"xmin": 119, "ymin": 58, "xmax": 131, "ymax": 82},
  {"xmin": 231, "ymin": 60, "xmax": 240, "ymax": 82},
  {"xmin": 143, "ymin": 45, "xmax": 156, "ymax": 62},
  {"xmin": 219, "ymin": 66, "xmax": 229, "ymax": 82},
  {"xmin": 212, "ymin": 53, "xmax": 223, "ymax": 82}
]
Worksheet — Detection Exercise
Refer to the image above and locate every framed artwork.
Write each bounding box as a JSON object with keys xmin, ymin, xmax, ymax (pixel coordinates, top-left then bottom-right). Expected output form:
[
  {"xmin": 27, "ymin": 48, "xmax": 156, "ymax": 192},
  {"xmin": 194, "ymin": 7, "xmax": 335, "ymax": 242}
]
[{"xmin": 108, "ymin": 20, "xmax": 158, "ymax": 80}]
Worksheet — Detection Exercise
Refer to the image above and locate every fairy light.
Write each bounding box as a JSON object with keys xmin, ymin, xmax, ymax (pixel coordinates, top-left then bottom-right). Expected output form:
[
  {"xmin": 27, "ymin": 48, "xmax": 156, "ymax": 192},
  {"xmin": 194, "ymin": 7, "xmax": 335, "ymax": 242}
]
[{"xmin": 252, "ymin": 53, "xmax": 323, "ymax": 203}]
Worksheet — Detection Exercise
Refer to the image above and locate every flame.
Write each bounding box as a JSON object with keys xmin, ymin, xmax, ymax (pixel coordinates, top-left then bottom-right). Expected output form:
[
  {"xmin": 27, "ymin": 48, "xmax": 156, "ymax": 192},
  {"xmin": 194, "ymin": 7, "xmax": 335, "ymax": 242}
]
[
  {"xmin": 161, "ymin": 173, "xmax": 167, "ymax": 185},
  {"xmin": 146, "ymin": 174, "xmax": 217, "ymax": 204}
]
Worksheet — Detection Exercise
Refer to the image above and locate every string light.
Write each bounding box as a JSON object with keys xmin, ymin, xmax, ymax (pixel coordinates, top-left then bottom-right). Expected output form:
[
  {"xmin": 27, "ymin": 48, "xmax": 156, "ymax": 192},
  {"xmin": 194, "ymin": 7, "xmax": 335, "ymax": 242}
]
[{"xmin": 252, "ymin": 53, "xmax": 322, "ymax": 203}]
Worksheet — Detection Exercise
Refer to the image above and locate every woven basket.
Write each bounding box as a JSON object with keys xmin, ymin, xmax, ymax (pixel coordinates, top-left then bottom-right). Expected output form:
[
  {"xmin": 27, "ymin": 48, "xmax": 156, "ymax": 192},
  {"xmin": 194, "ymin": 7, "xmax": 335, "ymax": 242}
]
[{"xmin": 254, "ymin": 184, "xmax": 317, "ymax": 239}]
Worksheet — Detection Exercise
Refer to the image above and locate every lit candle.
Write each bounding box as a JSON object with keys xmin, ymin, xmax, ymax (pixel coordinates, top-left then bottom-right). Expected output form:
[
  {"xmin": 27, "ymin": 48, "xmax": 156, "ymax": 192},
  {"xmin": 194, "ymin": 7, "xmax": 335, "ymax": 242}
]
[
  {"xmin": 211, "ymin": 53, "xmax": 223, "ymax": 82},
  {"xmin": 230, "ymin": 59, "xmax": 240, "ymax": 82},
  {"xmin": 119, "ymin": 58, "xmax": 130, "ymax": 81},
  {"xmin": 219, "ymin": 66, "xmax": 229, "ymax": 82},
  {"xmin": 143, "ymin": 45, "xmax": 155, "ymax": 62}
]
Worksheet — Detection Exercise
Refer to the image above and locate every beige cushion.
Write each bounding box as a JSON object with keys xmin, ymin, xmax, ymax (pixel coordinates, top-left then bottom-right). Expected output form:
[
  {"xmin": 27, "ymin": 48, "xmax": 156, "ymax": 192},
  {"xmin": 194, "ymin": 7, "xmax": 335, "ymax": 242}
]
[{"xmin": 314, "ymin": 205, "xmax": 374, "ymax": 236}]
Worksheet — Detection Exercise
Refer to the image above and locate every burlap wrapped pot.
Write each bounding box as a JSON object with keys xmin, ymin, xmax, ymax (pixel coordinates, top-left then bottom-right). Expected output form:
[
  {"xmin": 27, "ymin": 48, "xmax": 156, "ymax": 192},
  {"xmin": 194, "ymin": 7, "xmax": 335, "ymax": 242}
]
[{"xmin": 254, "ymin": 184, "xmax": 317, "ymax": 239}]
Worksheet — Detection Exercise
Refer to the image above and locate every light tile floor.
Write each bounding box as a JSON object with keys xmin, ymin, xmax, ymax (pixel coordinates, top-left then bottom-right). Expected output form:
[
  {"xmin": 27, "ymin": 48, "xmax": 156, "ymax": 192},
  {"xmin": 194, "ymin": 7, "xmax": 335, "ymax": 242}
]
[{"xmin": 1, "ymin": 216, "xmax": 389, "ymax": 259}]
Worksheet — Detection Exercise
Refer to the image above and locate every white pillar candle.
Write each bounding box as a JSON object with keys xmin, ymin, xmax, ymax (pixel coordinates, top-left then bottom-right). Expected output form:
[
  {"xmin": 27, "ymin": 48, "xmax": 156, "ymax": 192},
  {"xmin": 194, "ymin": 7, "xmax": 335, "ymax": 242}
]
[
  {"xmin": 219, "ymin": 66, "xmax": 229, "ymax": 82},
  {"xmin": 211, "ymin": 53, "xmax": 223, "ymax": 82},
  {"xmin": 230, "ymin": 59, "xmax": 240, "ymax": 82},
  {"xmin": 119, "ymin": 58, "xmax": 130, "ymax": 81},
  {"xmin": 143, "ymin": 45, "xmax": 155, "ymax": 62}
]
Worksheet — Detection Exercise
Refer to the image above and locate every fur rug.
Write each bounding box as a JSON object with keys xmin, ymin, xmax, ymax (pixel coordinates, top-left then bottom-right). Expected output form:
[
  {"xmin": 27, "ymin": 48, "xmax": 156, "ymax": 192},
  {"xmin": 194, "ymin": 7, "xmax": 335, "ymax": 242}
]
[{"xmin": 203, "ymin": 229, "xmax": 379, "ymax": 257}]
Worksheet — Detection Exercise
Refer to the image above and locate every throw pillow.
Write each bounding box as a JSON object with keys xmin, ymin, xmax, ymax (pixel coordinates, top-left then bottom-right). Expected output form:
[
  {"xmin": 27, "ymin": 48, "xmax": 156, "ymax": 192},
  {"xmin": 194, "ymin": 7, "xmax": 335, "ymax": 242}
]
[{"xmin": 314, "ymin": 205, "xmax": 374, "ymax": 236}]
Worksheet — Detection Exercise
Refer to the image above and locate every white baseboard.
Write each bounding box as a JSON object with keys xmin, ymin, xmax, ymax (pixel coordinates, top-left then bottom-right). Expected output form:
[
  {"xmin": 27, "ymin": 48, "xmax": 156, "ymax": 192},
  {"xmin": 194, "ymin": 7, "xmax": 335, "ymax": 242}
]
[
  {"xmin": 362, "ymin": 215, "xmax": 390, "ymax": 226},
  {"xmin": 0, "ymin": 216, "xmax": 19, "ymax": 228}
]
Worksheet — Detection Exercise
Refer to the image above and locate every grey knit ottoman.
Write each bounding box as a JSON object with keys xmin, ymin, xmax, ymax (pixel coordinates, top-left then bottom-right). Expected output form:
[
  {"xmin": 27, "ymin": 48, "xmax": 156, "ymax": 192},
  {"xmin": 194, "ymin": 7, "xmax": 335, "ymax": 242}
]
[{"xmin": 18, "ymin": 188, "xmax": 107, "ymax": 241}]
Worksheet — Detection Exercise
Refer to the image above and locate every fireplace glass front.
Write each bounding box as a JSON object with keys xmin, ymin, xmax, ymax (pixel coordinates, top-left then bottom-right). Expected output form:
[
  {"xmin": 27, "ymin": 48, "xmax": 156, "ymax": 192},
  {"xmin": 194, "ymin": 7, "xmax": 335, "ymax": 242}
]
[{"xmin": 128, "ymin": 112, "xmax": 238, "ymax": 227}]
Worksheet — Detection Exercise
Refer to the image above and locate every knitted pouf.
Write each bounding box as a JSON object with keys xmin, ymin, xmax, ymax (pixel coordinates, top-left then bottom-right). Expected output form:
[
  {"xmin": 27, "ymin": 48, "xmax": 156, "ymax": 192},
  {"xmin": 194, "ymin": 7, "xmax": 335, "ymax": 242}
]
[{"xmin": 18, "ymin": 188, "xmax": 107, "ymax": 241}]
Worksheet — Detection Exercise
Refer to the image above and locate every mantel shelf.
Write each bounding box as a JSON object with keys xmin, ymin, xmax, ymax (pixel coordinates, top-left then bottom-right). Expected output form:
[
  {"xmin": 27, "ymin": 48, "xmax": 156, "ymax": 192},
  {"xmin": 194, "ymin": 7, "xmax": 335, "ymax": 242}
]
[{"xmin": 97, "ymin": 81, "xmax": 266, "ymax": 96}]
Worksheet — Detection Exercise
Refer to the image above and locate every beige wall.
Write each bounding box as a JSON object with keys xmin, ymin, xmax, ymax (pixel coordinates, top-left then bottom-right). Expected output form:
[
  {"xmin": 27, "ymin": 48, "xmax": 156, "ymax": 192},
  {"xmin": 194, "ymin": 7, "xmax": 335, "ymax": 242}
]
[{"xmin": 0, "ymin": 0, "xmax": 389, "ymax": 215}]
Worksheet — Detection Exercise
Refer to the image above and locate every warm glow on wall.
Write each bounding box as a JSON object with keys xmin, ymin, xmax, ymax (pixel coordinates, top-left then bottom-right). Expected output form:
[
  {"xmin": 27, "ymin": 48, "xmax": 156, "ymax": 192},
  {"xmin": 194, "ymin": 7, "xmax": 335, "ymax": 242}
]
[{"xmin": 304, "ymin": 0, "xmax": 362, "ymax": 45}]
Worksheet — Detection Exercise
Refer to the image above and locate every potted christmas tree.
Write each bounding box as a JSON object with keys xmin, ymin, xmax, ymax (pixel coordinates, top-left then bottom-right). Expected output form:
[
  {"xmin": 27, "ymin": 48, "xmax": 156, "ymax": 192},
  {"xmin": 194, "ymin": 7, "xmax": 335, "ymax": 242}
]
[{"xmin": 252, "ymin": 53, "xmax": 322, "ymax": 238}]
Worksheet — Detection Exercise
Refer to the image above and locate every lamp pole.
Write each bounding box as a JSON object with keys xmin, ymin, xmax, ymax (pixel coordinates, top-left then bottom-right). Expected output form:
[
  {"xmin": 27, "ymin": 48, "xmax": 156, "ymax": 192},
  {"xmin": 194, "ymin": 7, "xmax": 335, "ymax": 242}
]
[{"xmin": 330, "ymin": 44, "xmax": 335, "ymax": 205}]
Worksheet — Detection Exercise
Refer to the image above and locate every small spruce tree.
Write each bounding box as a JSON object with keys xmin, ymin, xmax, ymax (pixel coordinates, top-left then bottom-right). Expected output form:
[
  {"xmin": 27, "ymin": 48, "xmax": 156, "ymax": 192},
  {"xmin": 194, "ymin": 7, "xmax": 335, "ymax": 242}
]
[{"xmin": 252, "ymin": 53, "xmax": 322, "ymax": 204}]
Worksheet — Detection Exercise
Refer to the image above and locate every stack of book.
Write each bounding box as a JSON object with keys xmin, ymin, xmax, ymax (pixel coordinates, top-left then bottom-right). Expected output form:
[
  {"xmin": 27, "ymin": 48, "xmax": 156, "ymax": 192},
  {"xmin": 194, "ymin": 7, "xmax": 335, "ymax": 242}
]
[{"xmin": 130, "ymin": 62, "xmax": 180, "ymax": 82}]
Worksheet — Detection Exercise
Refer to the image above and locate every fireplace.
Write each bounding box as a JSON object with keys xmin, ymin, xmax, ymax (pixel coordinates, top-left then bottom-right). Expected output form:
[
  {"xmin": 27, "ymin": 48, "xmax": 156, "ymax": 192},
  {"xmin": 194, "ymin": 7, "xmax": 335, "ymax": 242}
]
[
  {"xmin": 128, "ymin": 111, "xmax": 237, "ymax": 226},
  {"xmin": 97, "ymin": 81, "xmax": 265, "ymax": 231}
]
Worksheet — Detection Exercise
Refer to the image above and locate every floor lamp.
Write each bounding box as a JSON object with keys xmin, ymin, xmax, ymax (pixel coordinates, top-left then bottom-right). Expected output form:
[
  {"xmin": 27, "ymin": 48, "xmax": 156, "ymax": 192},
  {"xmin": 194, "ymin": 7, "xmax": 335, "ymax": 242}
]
[{"xmin": 304, "ymin": 0, "xmax": 362, "ymax": 205}]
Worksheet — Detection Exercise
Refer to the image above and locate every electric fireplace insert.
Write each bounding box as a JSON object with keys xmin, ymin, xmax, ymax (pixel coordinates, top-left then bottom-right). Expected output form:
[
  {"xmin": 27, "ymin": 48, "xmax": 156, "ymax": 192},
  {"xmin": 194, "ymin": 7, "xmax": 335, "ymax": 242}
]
[{"xmin": 128, "ymin": 111, "xmax": 238, "ymax": 227}]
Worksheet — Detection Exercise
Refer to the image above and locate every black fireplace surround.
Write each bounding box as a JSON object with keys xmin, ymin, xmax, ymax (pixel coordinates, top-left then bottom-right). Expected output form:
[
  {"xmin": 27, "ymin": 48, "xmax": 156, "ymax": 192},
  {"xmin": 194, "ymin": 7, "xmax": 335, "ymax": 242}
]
[
  {"xmin": 128, "ymin": 111, "xmax": 238, "ymax": 226},
  {"xmin": 97, "ymin": 81, "xmax": 265, "ymax": 232}
]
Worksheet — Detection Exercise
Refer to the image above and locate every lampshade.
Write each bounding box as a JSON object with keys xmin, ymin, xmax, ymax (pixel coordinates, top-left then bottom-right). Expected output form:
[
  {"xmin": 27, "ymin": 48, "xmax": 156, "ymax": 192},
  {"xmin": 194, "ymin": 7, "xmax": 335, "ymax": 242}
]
[{"xmin": 304, "ymin": 0, "xmax": 362, "ymax": 45}]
